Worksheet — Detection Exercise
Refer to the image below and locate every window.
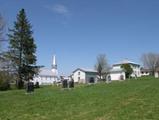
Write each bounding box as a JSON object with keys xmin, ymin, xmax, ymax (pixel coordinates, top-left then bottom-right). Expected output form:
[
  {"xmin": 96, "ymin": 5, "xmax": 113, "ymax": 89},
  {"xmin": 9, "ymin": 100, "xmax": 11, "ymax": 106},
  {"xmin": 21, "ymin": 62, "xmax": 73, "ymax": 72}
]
[
  {"xmin": 78, "ymin": 77, "xmax": 80, "ymax": 81},
  {"xmin": 78, "ymin": 72, "xmax": 80, "ymax": 75}
]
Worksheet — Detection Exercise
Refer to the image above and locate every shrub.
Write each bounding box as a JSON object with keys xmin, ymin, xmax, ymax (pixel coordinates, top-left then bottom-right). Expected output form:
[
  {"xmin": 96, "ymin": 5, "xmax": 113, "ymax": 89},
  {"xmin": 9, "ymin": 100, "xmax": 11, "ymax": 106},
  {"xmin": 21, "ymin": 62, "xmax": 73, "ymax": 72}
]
[
  {"xmin": 16, "ymin": 80, "xmax": 24, "ymax": 89},
  {"xmin": 0, "ymin": 71, "xmax": 10, "ymax": 91}
]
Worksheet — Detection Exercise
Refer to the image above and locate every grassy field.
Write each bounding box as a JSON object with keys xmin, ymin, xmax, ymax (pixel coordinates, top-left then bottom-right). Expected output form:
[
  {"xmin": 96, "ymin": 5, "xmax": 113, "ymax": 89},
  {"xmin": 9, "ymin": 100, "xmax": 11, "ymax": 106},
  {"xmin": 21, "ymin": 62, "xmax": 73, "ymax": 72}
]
[{"xmin": 0, "ymin": 77, "xmax": 159, "ymax": 120}]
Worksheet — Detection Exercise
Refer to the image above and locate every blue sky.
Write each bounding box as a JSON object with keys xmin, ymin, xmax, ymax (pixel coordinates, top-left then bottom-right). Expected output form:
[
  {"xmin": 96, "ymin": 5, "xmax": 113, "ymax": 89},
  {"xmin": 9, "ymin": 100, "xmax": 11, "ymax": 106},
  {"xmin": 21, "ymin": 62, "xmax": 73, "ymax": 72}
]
[{"xmin": 0, "ymin": 0, "xmax": 159, "ymax": 75}]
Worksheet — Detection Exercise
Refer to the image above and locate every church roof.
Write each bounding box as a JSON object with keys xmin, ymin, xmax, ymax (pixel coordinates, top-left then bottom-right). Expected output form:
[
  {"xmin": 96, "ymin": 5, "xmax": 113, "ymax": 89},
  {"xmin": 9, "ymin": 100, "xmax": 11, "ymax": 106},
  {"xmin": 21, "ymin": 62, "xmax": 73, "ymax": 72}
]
[
  {"xmin": 73, "ymin": 68, "xmax": 98, "ymax": 73},
  {"xmin": 38, "ymin": 68, "xmax": 56, "ymax": 77}
]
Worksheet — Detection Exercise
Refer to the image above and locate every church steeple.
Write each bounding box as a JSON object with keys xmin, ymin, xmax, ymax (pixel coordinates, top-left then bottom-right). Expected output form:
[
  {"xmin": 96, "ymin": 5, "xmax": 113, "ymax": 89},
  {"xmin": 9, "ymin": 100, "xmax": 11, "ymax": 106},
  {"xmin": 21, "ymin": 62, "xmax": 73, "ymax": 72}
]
[{"xmin": 52, "ymin": 55, "xmax": 57, "ymax": 69}]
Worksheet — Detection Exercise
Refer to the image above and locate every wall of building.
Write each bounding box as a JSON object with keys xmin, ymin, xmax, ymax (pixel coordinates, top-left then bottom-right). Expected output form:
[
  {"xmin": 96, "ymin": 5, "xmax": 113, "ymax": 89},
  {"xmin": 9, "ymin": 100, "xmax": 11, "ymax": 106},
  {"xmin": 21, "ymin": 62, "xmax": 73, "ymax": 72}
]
[
  {"xmin": 73, "ymin": 70, "xmax": 86, "ymax": 83},
  {"xmin": 155, "ymin": 72, "xmax": 159, "ymax": 78},
  {"xmin": 33, "ymin": 66, "xmax": 58, "ymax": 85},
  {"xmin": 113, "ymin": 66, "xmax": 121, "ymax": 69},
  {"xmin": 141, "ymin": 72, "xmax": 150, "ymax": 76},
  {"xmin": 113, "ymin": 64, "xmax": 141, "ymax": 78},
  {"xmin": 33, "ymin": 76, "xmax": 57, "ymax": 85},
  {"xmin": 85, "ymin": 73, "xmax": 98, "ymax": 83},
  {"xmin": 109, "ymin": 72, "xmax": 125, "ymax": 80}
]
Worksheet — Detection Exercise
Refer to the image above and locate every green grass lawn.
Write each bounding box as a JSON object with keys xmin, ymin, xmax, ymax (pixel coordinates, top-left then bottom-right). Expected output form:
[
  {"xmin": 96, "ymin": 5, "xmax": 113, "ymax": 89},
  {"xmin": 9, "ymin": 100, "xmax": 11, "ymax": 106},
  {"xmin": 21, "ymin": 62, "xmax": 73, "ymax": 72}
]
[{"xmin": 0, "ymin": 77, "xmax": 159, "ymax": 120}]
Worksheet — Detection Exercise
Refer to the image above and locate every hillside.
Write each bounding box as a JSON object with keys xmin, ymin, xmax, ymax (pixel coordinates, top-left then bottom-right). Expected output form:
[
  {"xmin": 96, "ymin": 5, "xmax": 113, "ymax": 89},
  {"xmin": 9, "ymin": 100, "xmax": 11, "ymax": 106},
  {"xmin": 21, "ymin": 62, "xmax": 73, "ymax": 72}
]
[{"xmin": 0, "ymin": 77, "xmax": 159, "ymax": 120}]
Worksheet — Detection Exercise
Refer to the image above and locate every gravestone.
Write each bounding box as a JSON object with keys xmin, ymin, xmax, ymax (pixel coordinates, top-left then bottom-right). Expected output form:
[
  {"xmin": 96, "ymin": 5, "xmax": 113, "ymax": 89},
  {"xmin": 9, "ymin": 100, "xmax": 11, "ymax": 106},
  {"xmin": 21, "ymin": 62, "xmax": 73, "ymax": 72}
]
[
  {"xmin": 62, "ymin": 79, "xmax": 68, "ymax": 88},
  {"xmin": 26, "ymin": 82, "xmax": 34, "ymax": 93},
  {"xmin": 106, "ymin": 75, "xmax": 111, "ymax": 83},
  {"xmin": 68, "ymin": 79, "xmax": 74, "ymax": 88}
]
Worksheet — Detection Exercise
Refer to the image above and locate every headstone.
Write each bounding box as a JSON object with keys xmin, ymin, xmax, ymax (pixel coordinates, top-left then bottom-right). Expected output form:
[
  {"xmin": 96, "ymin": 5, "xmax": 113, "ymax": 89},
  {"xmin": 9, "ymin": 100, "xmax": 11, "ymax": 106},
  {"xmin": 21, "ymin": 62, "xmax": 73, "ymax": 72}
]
[
  {"xmin": 62, "ymin": 79, "xmax": 68, "ymax": 88},
  {"xmin": 26, "ymin": 82, "xmax": 34, "ymax": 93},
  {"xmin": 106, "ymin": 75, "xmax": 111, "ymax": 83},
  {"xmin": 68, "ymin": 79, "xmax": 74, "ymax": 88}
]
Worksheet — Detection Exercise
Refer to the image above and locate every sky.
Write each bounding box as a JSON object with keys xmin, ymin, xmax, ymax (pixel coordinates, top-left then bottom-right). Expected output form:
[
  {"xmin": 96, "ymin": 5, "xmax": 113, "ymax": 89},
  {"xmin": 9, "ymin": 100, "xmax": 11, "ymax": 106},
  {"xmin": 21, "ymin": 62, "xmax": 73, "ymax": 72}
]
[{"xmin": 0, "ymin": 0, "xmax": 159, "ymax": 75}]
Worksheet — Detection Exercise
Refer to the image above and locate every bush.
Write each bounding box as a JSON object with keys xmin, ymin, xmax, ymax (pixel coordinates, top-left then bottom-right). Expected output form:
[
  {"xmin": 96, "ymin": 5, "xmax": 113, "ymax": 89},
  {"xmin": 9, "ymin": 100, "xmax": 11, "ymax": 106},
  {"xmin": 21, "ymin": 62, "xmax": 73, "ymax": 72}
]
[
  {"xmin": 0, "ymin": 80, "xmax": 10, "ymax": 91},
  {"xmin": 16, "ymin": 80, "xmax": 24, "ymax": 89},
  {"xmin": 0, "ymin": 71, "xmax": 10, "ymax": 91}
]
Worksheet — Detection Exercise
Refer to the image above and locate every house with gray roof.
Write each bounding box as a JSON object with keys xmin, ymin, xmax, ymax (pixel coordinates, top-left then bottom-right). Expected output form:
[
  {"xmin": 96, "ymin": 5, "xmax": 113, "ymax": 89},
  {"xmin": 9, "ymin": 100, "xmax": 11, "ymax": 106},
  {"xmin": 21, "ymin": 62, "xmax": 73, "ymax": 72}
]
[
  {"xmin": 108, "ymin": 59, "xmax": 141, "ymax": 80},
  {"xmin": 72, "ymin": 68, "xmax": 98, "ymax": 83}
]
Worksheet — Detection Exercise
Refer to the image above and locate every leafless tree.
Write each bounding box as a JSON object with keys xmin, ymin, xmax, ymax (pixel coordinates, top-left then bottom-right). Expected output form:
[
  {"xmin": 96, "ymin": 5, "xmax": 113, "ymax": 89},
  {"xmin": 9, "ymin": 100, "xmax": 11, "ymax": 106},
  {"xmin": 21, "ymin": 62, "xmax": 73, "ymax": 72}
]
[
  {"xmin": 0, "ymin": 14, "xmax": 10, "ymax": 72},
  {"xmin": 0, "ymin": 15, "xmax": 5, "ymax": 38},
  {"xmin": 141, "ymin": 53, "xmax": 159, "ymax": 75},
  {"xmin": 95, "ymin": 54, "xmax": 109, "ymax": 80},
  {"xmin": 0, "ymin": 14, "xmax": 5, "ymax": 67},
  {"xmin": 0, "ymin": 14, "xmax": 6, "ymax": 50}
]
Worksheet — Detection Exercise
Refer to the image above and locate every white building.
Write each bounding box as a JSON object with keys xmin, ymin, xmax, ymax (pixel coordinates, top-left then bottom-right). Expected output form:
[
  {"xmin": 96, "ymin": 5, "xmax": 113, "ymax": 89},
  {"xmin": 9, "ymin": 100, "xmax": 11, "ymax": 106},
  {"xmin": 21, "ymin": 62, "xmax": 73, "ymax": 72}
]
[
  {"xmin": 155, "ymin": 67, "xmax": 159, "ymax": 78},
  {"xmin": 72, "ymin": 68, "xmax": 98, "ymax": 83},
  {"xmin": 140, "ymin": 68, "xmax": 151, "ymax": 76},
  {"xmin": 108, "ymin": 59, "xmax": 141, "ymax": 80},
  {"xmin": 33, "ymin": 55, "xmax": 58, "ymax": 85},
  {"xmin": 108, "ymin": 67, "xmax": 126, "ymax": 81}
]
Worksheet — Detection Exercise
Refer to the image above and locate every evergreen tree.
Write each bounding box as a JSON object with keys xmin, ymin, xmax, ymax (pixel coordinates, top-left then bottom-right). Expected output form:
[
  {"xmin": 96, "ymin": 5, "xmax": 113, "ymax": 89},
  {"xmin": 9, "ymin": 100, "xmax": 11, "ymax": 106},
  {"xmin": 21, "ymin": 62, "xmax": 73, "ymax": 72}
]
[{"xmin": 8, "ymin": 9, "xmax": 37, "ymax": 89}]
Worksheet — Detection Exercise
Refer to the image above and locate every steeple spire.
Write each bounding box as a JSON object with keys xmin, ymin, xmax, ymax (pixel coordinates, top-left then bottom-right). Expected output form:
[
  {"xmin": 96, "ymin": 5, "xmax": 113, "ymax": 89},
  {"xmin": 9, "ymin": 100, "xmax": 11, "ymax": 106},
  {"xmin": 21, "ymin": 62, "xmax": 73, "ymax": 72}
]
[{"xmin": 52, "ymin": 55, "xmax": 57, "ymax": 69}]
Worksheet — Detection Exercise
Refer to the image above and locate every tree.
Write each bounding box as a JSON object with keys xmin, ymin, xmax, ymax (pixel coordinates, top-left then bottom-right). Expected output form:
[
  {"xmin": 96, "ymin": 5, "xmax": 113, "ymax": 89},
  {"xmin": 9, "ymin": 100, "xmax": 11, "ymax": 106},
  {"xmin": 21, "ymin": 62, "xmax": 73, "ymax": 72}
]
[
  {"xmin": 141, "ymin": 53, "xmax": 159, "ymax": 76},
  {"xmin": 8, "ymin": 9, "xmax": 38, "ymax": 89},
  {"xmin": 0, "ymin": 14, "xmax": 5, "ymax": 65},
  {"xmin": 0, "ymin": 15, "xmax": 9, "ymax": 72},
  {"xmin": 0, "ymin": 14, "xmax": 5, "ymax": 44},
  {"xmin": 121, "ymin": 64, "xmax": 133, "ymax": 79},
  {"xmin": 0, "ymin": 15, "xmax": 11, "ymax": 91},
  {"xmin": 95, "ymin": 54, "xmax": 109, "ymax": 80},
  {"xmin": 0, "ymin": 14, "xmax": 5, "ymax": 50},
  {"xmin": 0, "ymin": 70, "xmax": 11, "ymax": 91}
]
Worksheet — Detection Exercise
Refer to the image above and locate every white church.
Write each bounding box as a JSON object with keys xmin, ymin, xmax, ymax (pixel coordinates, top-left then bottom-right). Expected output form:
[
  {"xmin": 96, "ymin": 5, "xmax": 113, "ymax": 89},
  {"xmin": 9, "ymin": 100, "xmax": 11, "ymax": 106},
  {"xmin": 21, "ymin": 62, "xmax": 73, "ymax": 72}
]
[{"xmin": 33, "ymin": 55, "xmax": 58, "ymax": 85}]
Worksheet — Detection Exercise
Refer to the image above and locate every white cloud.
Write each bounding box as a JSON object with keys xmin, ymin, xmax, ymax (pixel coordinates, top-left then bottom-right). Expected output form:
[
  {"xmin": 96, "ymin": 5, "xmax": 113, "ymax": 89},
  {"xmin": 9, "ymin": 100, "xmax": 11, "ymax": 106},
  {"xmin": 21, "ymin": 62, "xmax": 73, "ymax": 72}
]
[
  {"xmin": 46, "ymin": 4, "xmax": 70, "ymax": 16},
  {"xmin": 53, "ymin": 4, "xmax": 69, "ymax": 14}
]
